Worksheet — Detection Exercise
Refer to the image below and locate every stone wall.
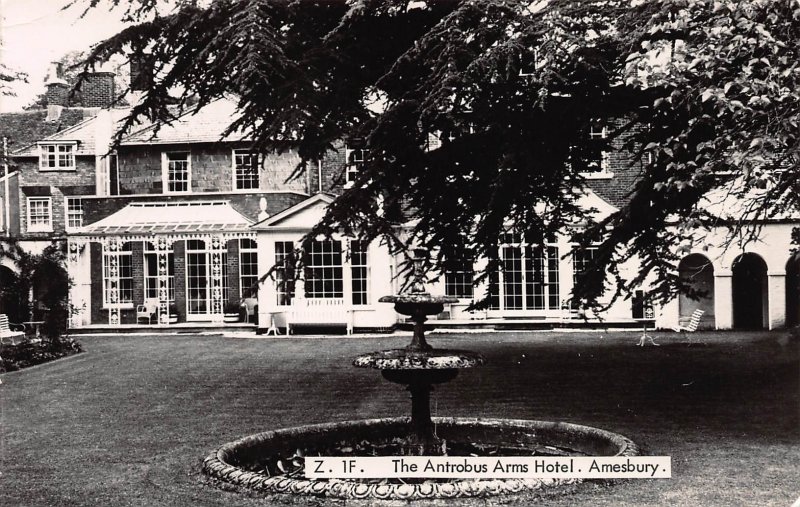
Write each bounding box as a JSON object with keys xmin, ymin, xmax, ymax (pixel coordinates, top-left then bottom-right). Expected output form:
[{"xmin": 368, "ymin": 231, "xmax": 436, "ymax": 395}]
[{"xmin": 116, "ymin": 143, "xmax": 308, "ymax": 195}]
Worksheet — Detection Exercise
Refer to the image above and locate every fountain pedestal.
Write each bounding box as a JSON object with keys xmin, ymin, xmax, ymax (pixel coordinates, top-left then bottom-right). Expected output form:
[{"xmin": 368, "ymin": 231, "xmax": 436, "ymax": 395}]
[{"xmin": 354, "ymin": 348, "xmax": 484, "ymax": 454}]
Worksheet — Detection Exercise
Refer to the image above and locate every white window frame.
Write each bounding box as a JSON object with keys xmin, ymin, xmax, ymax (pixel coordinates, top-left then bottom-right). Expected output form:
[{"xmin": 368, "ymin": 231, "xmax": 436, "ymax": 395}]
[
  {"xmin": 580, "ymin": 124, "xmax": 613, "ymax": 179},
  {"xmin": 102, "ymin": 243, "xmax": 134, "ymax": 309},
  {"xmin": 344, "ymin": 144, "xmax": 367, "ymax": 188},
  {"xmin": 350, "ymin": 240, "xmax": 369, "ymax": 306},
  {"xmin": 304, "ymin": 240, "xmax": 344, "ymax": 298},
  {"xmin": 26, "ymin": 197, "xmax": 53, "ymax": 232},
  {"xmin": 232, "ymin": 149, "xmax": 261, "ymax": 191},
  {"xmin": 143, "ymin": 242, "xmax": 175, "ymax": 302},
  {"xmin": 239, "ymin": 238, "xmax": 259, "ymax": 298},
  {"xmin": 162, "ymin": 151, "xmax": 191, "ymax": 193},
  {"xmin": 38, "ymin": 141, "xmax": 77, "ymax": 171},
  {"xmin": 65, "ymin": 197, "xmax": 84, "ymax": 230}
]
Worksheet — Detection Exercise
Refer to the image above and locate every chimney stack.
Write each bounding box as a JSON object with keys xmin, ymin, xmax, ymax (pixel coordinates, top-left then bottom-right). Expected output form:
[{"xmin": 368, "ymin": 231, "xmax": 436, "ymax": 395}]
[
  {"xmin": 45, "ymin": 61, "xmax": 69, "ymax": 107},
  {"xmin": 80, "ymin": 72, "xmax": 116, "ymax": 108},
  {"xmin": 129, "ymin": 53, "xmax": 153, "ymax": 106}
]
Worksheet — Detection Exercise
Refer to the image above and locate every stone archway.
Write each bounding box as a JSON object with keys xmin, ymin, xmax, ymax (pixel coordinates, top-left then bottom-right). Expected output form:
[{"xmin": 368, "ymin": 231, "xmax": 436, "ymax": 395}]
[
  {"xmin": 678, "ymin": 253, "xmax": 715, "ymax": 329},
  {"xmin": 785, "ymin": 255, "xmax": 800, "ymax": 327},
  {"xmin": 732, "ymin": 253, "xmax": 769, "ymax": 329}
]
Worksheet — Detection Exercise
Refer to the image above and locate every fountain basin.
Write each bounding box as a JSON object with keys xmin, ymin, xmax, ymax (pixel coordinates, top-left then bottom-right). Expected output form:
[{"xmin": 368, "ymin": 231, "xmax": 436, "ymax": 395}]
[
  {"xmin": 203, "ymin": 417, "xmax": 639, "ymax": 500},
  {"xmin": 379, "ymin": 294, "xmax": 458, "ymax": 318},
  {"xmin": 353, "ymin": 348, "xmax": 485, "ymax": 370}
]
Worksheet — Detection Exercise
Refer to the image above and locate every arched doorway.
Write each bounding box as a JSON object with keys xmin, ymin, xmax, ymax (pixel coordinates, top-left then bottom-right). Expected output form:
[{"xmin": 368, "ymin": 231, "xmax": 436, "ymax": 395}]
[
  {"xmin": 678, "ymin": 254, "xmax": 715, "ymax": 329},
  {"xmin": 732, "ymin": 253, "xmax": 768, "ymax": 329},
  {"xmin": 0, "ymin": 265, "xmax": 21, "ymax": 319},
  {"xmin": 785, "ymin": 255, "xmax": 800, "ymax": 327}
]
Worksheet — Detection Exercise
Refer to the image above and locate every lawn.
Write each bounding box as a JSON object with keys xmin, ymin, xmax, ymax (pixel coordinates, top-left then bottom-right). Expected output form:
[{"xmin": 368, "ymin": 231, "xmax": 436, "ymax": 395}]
[{"xmin": 1, "ymin": 330, "xmax": 797, "ymax": 506}]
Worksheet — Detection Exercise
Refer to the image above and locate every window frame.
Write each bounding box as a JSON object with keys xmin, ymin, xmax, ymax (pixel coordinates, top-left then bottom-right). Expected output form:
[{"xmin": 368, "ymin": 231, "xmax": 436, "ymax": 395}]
[
  {"xmin": 65, "ymin": 197, "xmax": 84, "ymax": 230},
  {"xmin": 350, "ymin": 240, "xmax": 369, "ymax": 306},
  {"xmin": 102, "ymin": 242, "xmax": 134, "ymax": 308},
  {"xmin": 344, "ymin": 143, "xmax": 367, "ymax": 188},
  {"xmin": 304, "ymin": 240, "xmax": 344, "ymax": 299},
  {"xmin": 444, "ymin": 256, "xmax": 475, "ymax": 299},
  {"xmin": 38, "ymin": 141, "xmax": 77, "ymax": 171},
  {"xmin": 232, "ymin": 149, "xmax": 261, "ymax": 191},
  {"xmin": 239, "ymin": 238, "xmax": 259, "ymax": 298},
  {"xmin": 143, "ymin": 242, "xmax": 175, "ymax": 302},
  {"xmin": 275, "ymin": 241, "xmax": 295, "ymax": 306},
  {"xmin": 162, "ymin": 151, "xmax": 191, "ymax": 193},
  {"xmin": 26, "ymin": 197, "xmax": 53, "ymax": 232},
  {"xmin": 579, "ymin": 122, "xmax": 613, "ymax": 180}
]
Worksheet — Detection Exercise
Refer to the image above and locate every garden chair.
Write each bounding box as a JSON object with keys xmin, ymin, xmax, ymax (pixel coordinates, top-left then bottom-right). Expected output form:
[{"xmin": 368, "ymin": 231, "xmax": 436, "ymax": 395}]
[
  {"xmin": 673, "ymin": 309, "xmax": 704, "ymax": 333},
  {"xmin": 672, "ymin": 309, "xmax": 704, "ymax": 344},
  {"xmin": 0, "ymin": 314, "xmax": 26, "ymax": 346},
  {"xmin": 136, "ymin": 299, "xmax": 159, "ymax": 324},
  {"xmin": 240, "ymin": 297, "xmax": 258, "ymax": 324}
]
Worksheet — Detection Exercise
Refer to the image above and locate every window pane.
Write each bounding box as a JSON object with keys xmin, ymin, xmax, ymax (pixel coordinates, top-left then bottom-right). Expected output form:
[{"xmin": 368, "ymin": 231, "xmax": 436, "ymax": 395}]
[
  {"xmin": 304, "ymin": 240, "xmax": 343, "ymax": 298},
  {"xmin": 166, "ymin": 152, "xmax": 189, "ymax": 192},
  {"xmin": 351, "ymin": 241, "xmax": 369, "ymax": 305},
  {"xmin": 234, "ymin": 150, "xmax": 260, "ymax": 190}
]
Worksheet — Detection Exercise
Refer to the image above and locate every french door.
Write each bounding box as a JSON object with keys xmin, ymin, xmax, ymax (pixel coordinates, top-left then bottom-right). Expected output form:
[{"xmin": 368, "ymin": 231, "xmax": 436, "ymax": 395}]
[
  {"xmin": 490, "ymin": 236, "xmax": 560, "ymax": 314},
  {"xmin": 185, "ymin": 240, "xmax": 227, "ymax": 320}
]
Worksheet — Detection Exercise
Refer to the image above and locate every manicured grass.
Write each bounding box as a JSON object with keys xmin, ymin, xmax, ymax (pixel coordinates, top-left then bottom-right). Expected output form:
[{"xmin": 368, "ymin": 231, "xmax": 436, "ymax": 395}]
[{"xmin": 1, "ymin": 330, "xmax": 797, "ymax": 506}]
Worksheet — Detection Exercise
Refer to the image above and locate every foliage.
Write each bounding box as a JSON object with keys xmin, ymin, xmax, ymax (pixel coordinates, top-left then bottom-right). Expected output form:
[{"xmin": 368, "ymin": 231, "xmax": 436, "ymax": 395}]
[
  {"xmin": 78, "ymin": 0, "xmax": 800, "ymax": 309},
  {"xmin": 224, "ymin": 301, "xmax": 241, "ymax": 314},
  {"xmin": 0, "ymin": 240, "xmax": 73, "ymax": 339},
  {"xmin": 0, "ymin": 337, "xmax": 83, "ymax": 373}
]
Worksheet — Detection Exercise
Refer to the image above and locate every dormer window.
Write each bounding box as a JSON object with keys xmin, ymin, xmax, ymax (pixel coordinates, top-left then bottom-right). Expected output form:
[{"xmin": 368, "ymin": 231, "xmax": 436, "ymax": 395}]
[{"xmin": 39, "ymin": 142, "xmax": 77, "ymax": 171}]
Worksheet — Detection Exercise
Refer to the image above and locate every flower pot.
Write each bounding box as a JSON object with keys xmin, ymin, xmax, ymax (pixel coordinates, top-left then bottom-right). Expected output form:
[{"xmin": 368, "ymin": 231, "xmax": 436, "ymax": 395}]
[
  {"xmin": 168, "ymin": 315, "xmax": 179, "ymax": 324},
  {"xmin": 223, "ymin": 313, "xmax": 240, "ymax": 323}
]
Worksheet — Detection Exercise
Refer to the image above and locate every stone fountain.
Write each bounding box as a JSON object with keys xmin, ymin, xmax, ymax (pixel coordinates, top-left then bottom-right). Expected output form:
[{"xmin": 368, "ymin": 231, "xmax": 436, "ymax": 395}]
[
  {"xmin": 202, "ymin": 247, "xmax": 639, "ymax": 500},
  {"xmin": 353, "ymin": 247, "xmax": 485, "ymax": 455}
]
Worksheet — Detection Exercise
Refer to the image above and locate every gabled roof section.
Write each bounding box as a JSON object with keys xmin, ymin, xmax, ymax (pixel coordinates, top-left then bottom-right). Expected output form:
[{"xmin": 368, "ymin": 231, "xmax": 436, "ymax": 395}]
[
  {"xmin": 0, "ymin": 109, "xmax": 87, "ymax": 155},
  {"xmin": 75, "ymin": 200, "xmax": 254, "ymax": 235},
  {"xmin": 120, "ymin": 98, "xmax": 249, "ymax": 146},
  {"xmin": 251, "ymin": 193, "xmax": 334, "ymax": 230},
  {"xmin": 11, "ymin": 108, "xmax": 132, "ymax": 157}
]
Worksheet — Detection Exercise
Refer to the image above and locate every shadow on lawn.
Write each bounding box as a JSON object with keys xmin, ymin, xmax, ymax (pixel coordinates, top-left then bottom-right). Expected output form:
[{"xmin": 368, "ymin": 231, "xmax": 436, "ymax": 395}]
[{"xmin": 446, "ymin": 332, "xmax": 799, "ymax": 445}]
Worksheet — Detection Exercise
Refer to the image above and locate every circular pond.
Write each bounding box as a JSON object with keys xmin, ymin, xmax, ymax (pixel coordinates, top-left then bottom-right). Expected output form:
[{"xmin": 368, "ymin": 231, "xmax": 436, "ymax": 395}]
[{"xmin": 203, "ymin": 417, "xmax": 639, "ymax": 500}]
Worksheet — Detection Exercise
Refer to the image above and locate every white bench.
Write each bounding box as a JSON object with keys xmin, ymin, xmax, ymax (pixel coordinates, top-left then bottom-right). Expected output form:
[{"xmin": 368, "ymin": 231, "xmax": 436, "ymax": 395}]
[
  {"xmin": 0, "ymin": 314, "xmax": 26, "ymax": 346},
  {"xmin": 286, "ymin": 298, "xmax": 353, "ymax": 335}
]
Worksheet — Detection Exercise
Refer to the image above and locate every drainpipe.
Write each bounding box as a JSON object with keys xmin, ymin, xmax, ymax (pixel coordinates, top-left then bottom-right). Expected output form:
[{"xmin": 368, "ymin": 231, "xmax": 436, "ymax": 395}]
[
  {"xmin": 318, "ymin": 160, "xmax": 323, "ymax": 193},
  {"xmin": 3, "ymin": 137, "xmax": 9, "ymax": 236}
]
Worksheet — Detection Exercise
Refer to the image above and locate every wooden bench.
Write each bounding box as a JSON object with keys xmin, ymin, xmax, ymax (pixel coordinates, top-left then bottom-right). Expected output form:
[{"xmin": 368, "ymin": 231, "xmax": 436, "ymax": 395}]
[
  {"xmin": 286, "ymin": 298, "xmax": 353, "ymax": 335},
  {"xmin": 0, "ymin": 314, "xmax": 27, "ymax": 346}
]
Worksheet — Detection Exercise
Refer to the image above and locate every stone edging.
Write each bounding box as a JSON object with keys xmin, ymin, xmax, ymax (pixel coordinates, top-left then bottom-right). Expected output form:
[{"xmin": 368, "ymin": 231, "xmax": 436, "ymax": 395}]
[{"xmin": 202, "ymin": 417, "xmax": 639, "ymax": 500}]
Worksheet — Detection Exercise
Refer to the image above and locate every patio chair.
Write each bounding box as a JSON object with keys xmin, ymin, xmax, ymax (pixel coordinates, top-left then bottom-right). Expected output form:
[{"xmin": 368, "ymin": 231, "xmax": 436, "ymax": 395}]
[
  {"xmin": 0, "ymin": 314, "xmax": 26, "ymax": 346},
  {"xmin": 673, "ymin": 309, "xmax": 704, "ymax": 333},
  {"xmin": 240, "ymin": 298, "xmax": 258, "ymax": 324},
  {"xmin": 136, "ymin": 299, "xmax": 159, "ymax": 324}
]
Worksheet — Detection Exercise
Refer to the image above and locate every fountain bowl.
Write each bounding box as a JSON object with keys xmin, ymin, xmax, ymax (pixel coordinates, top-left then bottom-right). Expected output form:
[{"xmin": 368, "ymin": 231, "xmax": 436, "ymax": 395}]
[{"xmin": 202, "ymin": 417, "xmax": 639, "ymax": 500}]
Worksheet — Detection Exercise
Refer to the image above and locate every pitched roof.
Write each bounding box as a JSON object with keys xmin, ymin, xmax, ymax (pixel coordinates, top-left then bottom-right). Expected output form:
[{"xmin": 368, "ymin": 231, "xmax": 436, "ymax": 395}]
[
  {"xmin": 121, "ymin": 98, "xmax": 249, "ymax": 146},
  {"xmin": 10, "ymin": 108, "xmax": 132, "ymax": 157},
  {"xmin": 0, "ymin": 109, "xmax": 87, "ymax": 155},
  {"xmin": 74, "ymin": 200, "xmax": 254, "ymax": 235}
]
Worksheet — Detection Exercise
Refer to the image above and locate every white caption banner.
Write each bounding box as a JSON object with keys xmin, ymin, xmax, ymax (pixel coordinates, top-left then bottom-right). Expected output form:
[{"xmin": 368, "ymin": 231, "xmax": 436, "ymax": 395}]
[{"xmin": 305, "ymin": 456, "xmax": 671, "ymax": 479}]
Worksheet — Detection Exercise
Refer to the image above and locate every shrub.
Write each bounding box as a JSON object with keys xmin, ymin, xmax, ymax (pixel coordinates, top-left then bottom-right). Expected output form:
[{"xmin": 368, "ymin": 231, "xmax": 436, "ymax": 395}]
[
  {"xmin": 0, "ymin": 337, "xmax": 83, "ymax": 373},
  {"xmin": 224, "ymin": 301, "xmax": 241, "ymax": 314}
]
